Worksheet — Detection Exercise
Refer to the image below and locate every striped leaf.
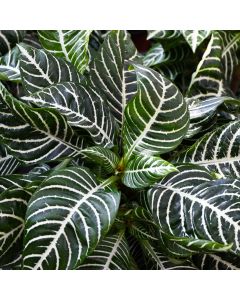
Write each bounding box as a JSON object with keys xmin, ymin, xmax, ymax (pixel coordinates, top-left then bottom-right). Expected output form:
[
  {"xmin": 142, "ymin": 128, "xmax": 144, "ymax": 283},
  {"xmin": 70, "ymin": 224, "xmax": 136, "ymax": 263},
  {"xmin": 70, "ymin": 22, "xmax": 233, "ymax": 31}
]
[
  {"xmin": 78, "ymin": 232, "xmax": 130, "ymax": 270},
  {"xmin": 219, "ymin": 31, "xmax": 240, "ymax": 85},
  {"xmin": 169, "ymin": 236, "xmax": 232, "ymax": 253},
  {"xmin": 38, "ymin": 30, "xmax": 92, "ymax": 74},
  {"xmin": 130, "ymin": 206, "xmax": 154, "ymax": 224},
  {"xmin": 89, "ymin": 30, "xmax": 139, "ymax": 126},
  {"xmin": 0, "ymin": 188, "xmax": 31, "ymax": 267},
  {"xmin": 157, "ymin": 230, "xmax": 195, "ymax": 258},
  {"xmin": 0, "ymin": 174, "xmax": 31, "ymax": 193},
  {"xmin": 186, "ymin": 96, "xmax": 232, "ymax": 139},
  {"xmin": 193, "ymin": 253, "xmax": 240, "ymax": 270},
  {"xmin": 123, "ymin": 64, "xmax": 189, "ymax": 161},
  {"xmin": 189, "ymin": 96, "xmax": 234, "ymax": 119},
  {"xmin": 0, "ymin": 253, "xmax": 22, "ymax": 270},
  {"xmin": 0, "ymin": 82, "xmax": 86, "ymax": 164},
  {"xmin": 143, "ymin": 44, "xmax": 165, "ymax": 67},
  {"xmin": 0, "ymin": 164, "xmax": 50, "ymax": 193},
  {"xmin": 149, "ymin": 175, "xmax": 240, "ymax": 255},
  {"xmin": 23, "ymin": 167, "xmax": 120, "ymax": 270},
  {"xmin": 80, "ymin": 146, "xmax": 120, "ymax": 174},
  {"xmin": 129, "ymin": 222, "xmax": 157, "ymax": 242},
  {"xmin": 147, "ymin": 30, "xmax": 181, "ymax": 40},
  {"xmin": 0, "ymin": 30, "xmax": 25, "ymax": 55},
  {"xmin": 0, "ymin": 45, "xmax": 21, "ymax": 82},
  {"xmin": 143, "ymin": 43, "xmax": 188, "ymax": 68},
  {"xmin": 182, "ymin": 30, "xmax": 211, "ymax": 53},
  {"xmin": 18, "ymin": 44, "xmax": 81, "ymax": 94},
  {"xmin": 0, "ymin": 146, "xmax": 20, "ymax": 176},
  {"xmin": 186, "ymin": 32, "xmax": 225, "ymax": 106},
  {"xmin": 122, "ymin": 154, "xmax": 177, "ymax": 189},
  {"xmin": 155, "ymin": 62, "xmax": 183, "ymax": 81},
  {"xmin": 140, "ymin": 239, "xmax": 197, "ymax": 270},
  {"xmin": 21, "ymin": 82, "xmax": 117, "ymax": 148},
  {"xmin": 176, "ymin": 120, "xmax": 240, "ymax": 178}
]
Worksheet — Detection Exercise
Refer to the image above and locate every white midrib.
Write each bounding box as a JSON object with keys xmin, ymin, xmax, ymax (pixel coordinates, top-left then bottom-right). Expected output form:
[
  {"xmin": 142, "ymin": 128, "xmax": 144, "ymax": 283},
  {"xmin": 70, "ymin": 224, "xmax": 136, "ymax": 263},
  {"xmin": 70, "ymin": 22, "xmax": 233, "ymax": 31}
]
[
  {"xmin": 191, "ymin": 30, "xmax": 199, "ymax": 53},
  {"xmin": 18, "ymin": 45, "xmax": 53, "ymax": 85},
  {"xmin": 193, "ymin": 155, "xmax": 240, "ymax": 166},
  {"xmin": 125, "ymin": 93, "xmax": 165, "ymax": 161},
  {"xmin": 209, "ymin": 254, "xmax": 239, "ymax": 270},
  {"xmin": 124, "ymin": 165, "xmax": 174, "ymax": 174},
  {"xmin": 103, "ymin": 232, "xmax": 123, "ymax": 270},
  {"xmin": 222, "ymin": 33, "xmax": 240, "ymax": 57},
  {"xmin": 57, "ymin": 30, "xmax": 71, "ymax": 62},
  {"xmin": 32, "ymin": 177, "xmax": 114, "ymax": 270},
  {"xmin": 84, "ymin": 151, "xmax": 116, "ymax": 169},
  {"xmin": 157, "ymin": 184, "xmax": 240, "ymax": 242},
  {"xmin": 22, "ymin": 97, "xmax": 112, "ymax": 143}
]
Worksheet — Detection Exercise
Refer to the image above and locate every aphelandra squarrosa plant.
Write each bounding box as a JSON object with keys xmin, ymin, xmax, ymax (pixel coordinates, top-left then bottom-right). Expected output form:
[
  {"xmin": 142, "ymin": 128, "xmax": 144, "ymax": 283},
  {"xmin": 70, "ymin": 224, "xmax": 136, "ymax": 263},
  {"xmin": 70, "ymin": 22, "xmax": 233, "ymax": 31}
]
[{"xmin": 1, "ymin": 30, "xmax": 240, "ymax": 270}]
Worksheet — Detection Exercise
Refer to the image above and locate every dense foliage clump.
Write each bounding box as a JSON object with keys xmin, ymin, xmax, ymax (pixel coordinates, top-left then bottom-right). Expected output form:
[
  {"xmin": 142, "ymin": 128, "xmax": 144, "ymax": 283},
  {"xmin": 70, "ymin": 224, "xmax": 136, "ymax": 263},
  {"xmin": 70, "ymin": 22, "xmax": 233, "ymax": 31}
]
[{"xmin": 1, "ymin": 30, "xmax": 240, "ymax": 270}]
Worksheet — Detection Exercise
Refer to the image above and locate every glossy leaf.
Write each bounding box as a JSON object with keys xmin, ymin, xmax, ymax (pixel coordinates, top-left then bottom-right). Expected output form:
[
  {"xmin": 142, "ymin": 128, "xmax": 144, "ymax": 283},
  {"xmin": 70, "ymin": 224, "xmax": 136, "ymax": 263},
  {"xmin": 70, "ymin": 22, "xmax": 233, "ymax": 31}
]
[
  {"xmin": 149, "ymin": 174, "xmax": 240, "ymax": 255},
  {"xmin": 23, "ymin": 167, "xmax": 120, "ymax": 270},
  {"xmin": 0, "ymin": 45, "xmax": 21, "ymax": 82},
  {"xmin": 38, "ymin": 30, "xmax": 92, "ymax": 74},
  {"xmin": 182, "ymin": 30, "xmax": 211, "ymax": 53},
  {"xmin": 89, "ymin": 30, "xmax": 139, "ymax": 126},
  {"xmin": 18, "ymin": 44, "xmax": 81, "ymax": 94},
  {"xmin": 176, "ymin": 120, "xmax": 240, "ymax": 178},
  {"xmin": 122, "ymin": 154, "xmax": 177, "ymax": 189},
  {"xmin": 147, "ymin": 30, "xmax": 181, "ymax": 40},
  {"xmin": 186, "ymin": 32, "xmax": 225, "ymax": 105},
  {"xmin": 123, "ymin": 64, "xmax": 189, "ymax": 161},
  {"xmin": 78, "ymin": 232, "xmax": 130, "ymax": 270},
  {"xmin": 0, "ymin": 188, "xmax": 31, "ymax": 267},
  {"xmin": 21, "ymin": 82, "xmax": 117, "ymax": 148},
  {"xmin": 80, "ymin": 146, "xmax": 120, "ymax": 174},
  {"xmin": 0, "ymin": 30, "xmax": 25, "ymax": 55},
  {"xmin": 0, "ymin": 82, "xmax": 86, "ymax": 164}
]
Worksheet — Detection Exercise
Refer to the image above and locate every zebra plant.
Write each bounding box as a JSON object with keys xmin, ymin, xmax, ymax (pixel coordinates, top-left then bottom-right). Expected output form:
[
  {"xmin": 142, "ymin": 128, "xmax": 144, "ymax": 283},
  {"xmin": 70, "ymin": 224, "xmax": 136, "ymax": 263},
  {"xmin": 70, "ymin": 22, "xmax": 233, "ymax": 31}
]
[{"xmin": 1, "ymin": 29, "xmax": 240, "ymax": 270}]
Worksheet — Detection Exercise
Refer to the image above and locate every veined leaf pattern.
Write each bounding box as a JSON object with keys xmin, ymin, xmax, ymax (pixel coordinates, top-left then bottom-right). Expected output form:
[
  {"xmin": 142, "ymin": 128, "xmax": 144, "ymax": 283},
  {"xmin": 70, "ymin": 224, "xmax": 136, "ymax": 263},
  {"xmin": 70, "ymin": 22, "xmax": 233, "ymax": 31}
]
[
  {"xmin": 21, "ymin": 82, "xmax": 117, "ymax": 148},
  {"xmin": 38, "ymin": 30, "xmax": 92, "ymax": 74},
  {"xmin": 89, "ymin": 30, "xmax": 139, "ymax": 126},
  {"xmin": 0, "ymin": 82, "xmax": 86, "ymax": 164},
  {"xmin": 18, "ymin": 44, "xmax": 81, "ymax": 94},
  {"xmin": 78, "ymin": 232, "xmax": 130, "ymax": 270},
  {"xmin": 23, "ymin": 167, "xmax": 120, "ymax": 270},
  {"xmin": 182, "ymin": 30, "xmax": 211, "ymax": 53},
  {"xmin": 123, "ymin": 64, "xmax": 189, "ymax": 161}
]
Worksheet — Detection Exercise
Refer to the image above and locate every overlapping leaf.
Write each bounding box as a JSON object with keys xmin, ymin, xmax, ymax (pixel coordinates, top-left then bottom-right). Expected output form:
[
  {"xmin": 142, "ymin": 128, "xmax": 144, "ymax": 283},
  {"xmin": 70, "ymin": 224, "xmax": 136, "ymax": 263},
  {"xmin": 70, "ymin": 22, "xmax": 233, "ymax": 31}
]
[
  {"xmin": 186, "ymin": 32, "xmax": 225, "ymax": 105},
  {"xmin": 123, "ymin": 64, "xmax": 189, "ymax": 161},
  {"xmin": 147, "ymin": 30, "xmax": 181, "ymax": 40},
  {"xmin": 80, "ymin": 146, "xmax": 120, "ymax": 174},
  {"xmin": 182, "ymin": 30, "xmax": 211, "ymax": 53},
  {"xmin": 140, "ymin": 240, "xmax": 197, "ymax": 270},
  {"xmin": 193, "ymin": 253, "xmax": 240, "ymax": 270},
  {"xmin": 78, "ymin": 232, "xmax": 130, "ymax": 270},
  {"xmin": 0, "ymin": 146, "xmax": 19, "ymax": 176},
  {"xmin": 143, "ymin": 43, "xmax": 188, "ymax": 68},
  {"xmin": 23, "ymin": 167, "xmax": 120, "ymax": 270},
  {"xmin": 149, "ymin": 171, "xmax": 240, "ymax": 254},
  {"xmin": 0, "ymin": 30, "xmax": 25, "ymax": 55},
  {"xmin": 0, "ymin": 188, "xmax": 31, "ymax": 267},
  {"xmin": 122, "ymin": 154, "xmax": 177, "ymax": 189},
  {"xmin": 21, "ymin": 82, "xmax": 117, "ymax": 148},
  {"xmin": 219, "ymin": 31, "xmax": 240, "ymax": 85},
  {"xmin": 18, "ymin": 44, "xmax": 81, "ymax": 94},
  {"xmin": 0, "ymin": 82, "xmax": 86, "ymax": 164},
  {"xmin": 89, "ymin": 30, "xmax": 139, "ymax": 126},
  {"xmin": 38, "ymin": 30, "xmax": 92, "ymax": 74},
  {"xmin": 0, "ymin": 45, "xmax": 21, "ymax": 82},
  {"xmin": 176, "ymin": 120, "xmax": 240, "ymax": 178}
]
